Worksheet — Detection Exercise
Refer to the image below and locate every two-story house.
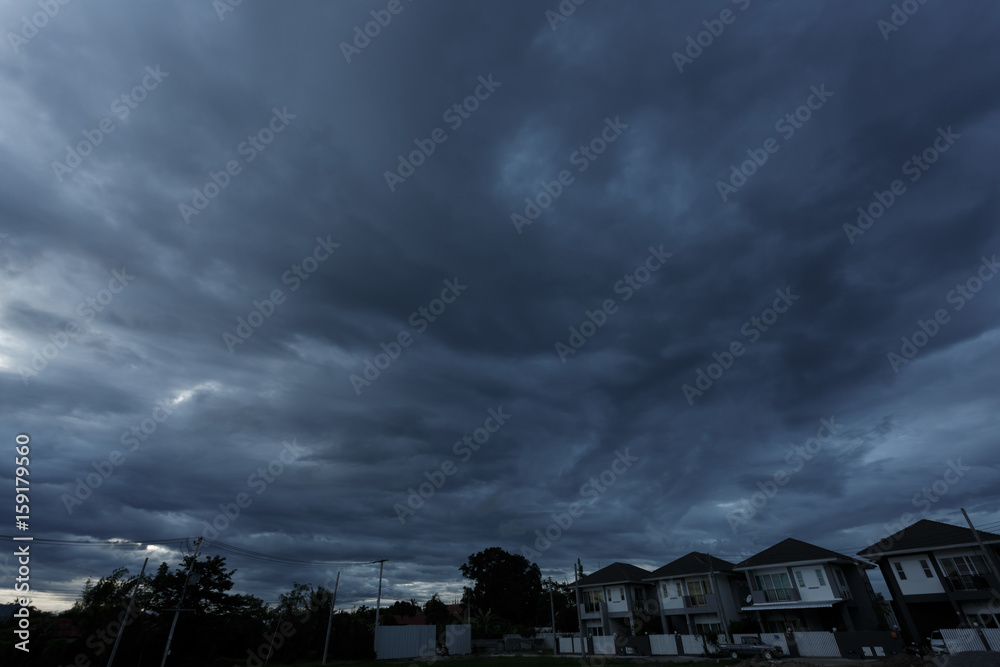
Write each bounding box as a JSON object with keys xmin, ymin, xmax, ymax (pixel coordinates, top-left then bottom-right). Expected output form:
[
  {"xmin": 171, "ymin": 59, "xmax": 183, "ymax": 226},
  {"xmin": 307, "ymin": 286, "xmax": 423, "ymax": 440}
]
[
  {"xmin": 734, "ymin": 538, "xmax": 880, "ymax": 633},
  {"xmin": 857, "ymin": 518, "xmax": 1000, "ymax": 642},
  {"xmin": 575, "ymin": 562, "xmax": 653, "ymax": 637},
  {"xmin": 644, "ymin": 552, "xmax": 748, "ymax": 637}
]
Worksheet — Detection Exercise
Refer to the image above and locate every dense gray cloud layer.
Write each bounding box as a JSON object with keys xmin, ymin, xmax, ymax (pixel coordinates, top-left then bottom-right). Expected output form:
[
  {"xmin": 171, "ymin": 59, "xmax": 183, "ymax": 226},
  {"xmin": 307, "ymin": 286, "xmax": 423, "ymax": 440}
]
[{"xmin": 2, "ymin": 0, "xmax": 999, "ymax": 610}]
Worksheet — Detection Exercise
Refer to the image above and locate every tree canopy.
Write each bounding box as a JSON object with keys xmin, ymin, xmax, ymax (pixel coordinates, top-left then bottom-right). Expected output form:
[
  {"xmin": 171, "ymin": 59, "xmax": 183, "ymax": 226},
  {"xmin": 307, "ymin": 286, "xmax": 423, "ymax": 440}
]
[{"xmin": 460, "ymin": 547, "xmax": 542, "ymax": 629}]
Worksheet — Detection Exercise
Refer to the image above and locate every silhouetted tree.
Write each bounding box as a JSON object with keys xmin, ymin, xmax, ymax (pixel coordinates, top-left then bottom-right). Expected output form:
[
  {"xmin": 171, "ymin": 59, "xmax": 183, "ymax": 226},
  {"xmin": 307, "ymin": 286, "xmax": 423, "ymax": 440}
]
[{"xmin": 460, "ymin": 547, "xmax": 541, "ymax": 629}]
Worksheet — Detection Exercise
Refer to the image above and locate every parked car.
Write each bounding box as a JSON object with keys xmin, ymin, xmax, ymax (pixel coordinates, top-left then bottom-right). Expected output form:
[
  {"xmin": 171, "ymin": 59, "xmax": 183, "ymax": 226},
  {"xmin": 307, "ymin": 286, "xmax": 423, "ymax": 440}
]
[
  {"xmin": 928, "ymin": 630, "xmax": 949, "ymax": 655},
  {"xmin": 717, "ymin": 636, "xmax": 785, "ymax": 660}
]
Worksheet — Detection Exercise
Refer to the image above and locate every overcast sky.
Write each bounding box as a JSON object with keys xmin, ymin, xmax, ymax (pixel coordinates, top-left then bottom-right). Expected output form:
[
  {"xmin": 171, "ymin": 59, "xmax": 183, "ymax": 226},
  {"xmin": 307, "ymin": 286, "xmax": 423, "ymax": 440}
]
[{"xmin": 2, "ymin": 0, "xmax": 1000, "ymax": 613}]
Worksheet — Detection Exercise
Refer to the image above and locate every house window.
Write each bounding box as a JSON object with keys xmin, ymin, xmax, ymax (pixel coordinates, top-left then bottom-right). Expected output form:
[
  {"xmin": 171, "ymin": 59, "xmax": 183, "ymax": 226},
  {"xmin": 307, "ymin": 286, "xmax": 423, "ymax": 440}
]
[
  {"xmin": 688, "ymin": 580, "xmax": 712, "ymax": 606},
  {"xmin": 619, "ymin": 586, "xmax": 625, "ymax": 601},
  {"xmin": 941, "ymin": 555, "xmax": 988, "ymax": 576},
  {"xmin": 815, "ymin": 569, "xmax": 826, "ymax": 586},
  {"xmin": 795, "ymin": 571, "xmax": 806, "ymax": 587},
  {"xmin": 940, "ymin": 555, "xmax": 990, "ymax": 590},
  {"xmin": 676, "ymin": 583, "xmax": 682, "ymax": 598},
  {"xmin": 919, "ymin": 560, "xmax": 933, "ymax": 578},
  {"xmin": 835, "ymin": 569, "xmax": 847, "ymax": 587},
  {"xmin": 662, "ymin": 583, "xmax": 670, "ymax": 597},
  {"xmin": 894, "ymin": 562, "xmax": 907, "ymax": 581},
  {"xmin": 754, "ymin": 572, "xmax": 794, "ymax": 601}
]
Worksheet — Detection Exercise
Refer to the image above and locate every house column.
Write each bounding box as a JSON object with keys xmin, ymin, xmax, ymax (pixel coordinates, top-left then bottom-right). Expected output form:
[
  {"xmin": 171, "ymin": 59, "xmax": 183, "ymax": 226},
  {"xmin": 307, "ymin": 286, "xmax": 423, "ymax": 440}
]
[
  {"xmin": 880, "ymin": 561, "xmax": 920, "ymax": 643},
  {"xmin": 658, "ymin": 587, "xmax": 668, "ymax": 634},
  {"xmin": 625, "ymin": 585, "xmax": 636, "ymax": 632},
  {"xmin": 839, "ymin": 603, "xmax": 855, "ymax": 631},
  {"xmin": 929, "ymin": 553, "xmax": 967, "ymax": 625}
]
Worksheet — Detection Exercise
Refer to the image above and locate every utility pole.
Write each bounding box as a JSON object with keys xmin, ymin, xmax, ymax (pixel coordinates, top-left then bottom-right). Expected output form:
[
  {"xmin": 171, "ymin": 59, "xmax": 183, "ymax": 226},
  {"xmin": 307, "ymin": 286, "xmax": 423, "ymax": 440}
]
[
  {"xmin": 160, "ymin": 537, "xmax": 202, "ymax": 667},
  {"xmin": 575, "ymin": 561, "xmax": 586, "ymax": 657},
  {"xmin": 708, "ymin": 553, "xmax": 729, "ymax": 643},
  {"xmin": 322, "ymin": 572, "xmax": 340, "ymax": 665},
  {"xmin": 373, "ymin": 560, "xmax": 387, "ymax": 657},
  {"xmin": 961, "ymin": 508, "xmax": 1000, "ymax": 634},
  {"xmin": 107, "ymin": 557, "xmax": 148, "ymax": 667},
  {"xmin": 263, "ymin": 611, "xmax": 284, "ymax": 667},
  {"xmin": 962, "ymin": 508, "xmax": 1000, "ymax": 578},
  {"xmin": 549, "ymin": 582, "xmax": 557, "ymax": 656}
]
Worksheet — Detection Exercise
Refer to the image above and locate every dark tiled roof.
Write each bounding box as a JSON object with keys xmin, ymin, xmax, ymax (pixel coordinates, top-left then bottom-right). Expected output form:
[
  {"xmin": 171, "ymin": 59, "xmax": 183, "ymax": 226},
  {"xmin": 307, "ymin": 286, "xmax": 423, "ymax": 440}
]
[
  {"xmin": 857, "ymin": 519, "xmax": 1000, "ymax": 558},
  {"xmin": 577, "ymin": 562, "xmax": 651, "ymax": 587},
  {"xmin": 646, "ymin": 552, "xmax": 736, "ymax": 580},
  {"xmin": 735, "ymin": 538, "xmax": 871, "ymax": 569}
]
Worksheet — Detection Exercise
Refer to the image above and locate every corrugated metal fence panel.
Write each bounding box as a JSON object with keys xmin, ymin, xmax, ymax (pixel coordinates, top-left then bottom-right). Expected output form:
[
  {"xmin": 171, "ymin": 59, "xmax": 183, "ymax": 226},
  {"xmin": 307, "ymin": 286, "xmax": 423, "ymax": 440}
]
[
  {"xmin": 557, "ymin": 636, "xmax": 587, "ymax": 653},
  {"xmin": 793, "ymin": 631, "xmax": 840, "ymax": 657},
  {"xmin": 593, "ymin": 636, "xmax": 616, "ymax": 655},
  {"xmin": 984, "ymin": 628, "xmax": 1000, "ymax": 651},
  {"xmin": 941, "ymin": 628, "xmax": 986, "ymax": 653},
  {"xmin": 650, "ymin": 634, "xmax": 678, "ymax": 655},
  {"xmin": 680, "ymin": 634, "xmax": 704, "ymax": 654},
  {"xmin": 446, "ymin": 624, "xmax": 472, "ymax": 655},
  {"xmin": 375, "ymin": 625, "xmax": 436, "ymax": 660}
]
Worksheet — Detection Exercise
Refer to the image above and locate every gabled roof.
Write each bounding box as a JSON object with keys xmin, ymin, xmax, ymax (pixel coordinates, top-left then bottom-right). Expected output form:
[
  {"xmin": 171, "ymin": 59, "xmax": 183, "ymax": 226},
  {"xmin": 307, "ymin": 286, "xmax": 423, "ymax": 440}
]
[
  {"xmin": 735, "ymin": 538, "xmax": 872, "ymax": 570},
  {"xmin": 645, "ymin": 552, "xmax": 736, "ymax": 580},
  {"xmin": 576, "ymin": 562, "xmax": 651, "ymax": 587},
  {"xmin": 857, "ymin": 519, "xmax": 1000, "ymax": 559}
]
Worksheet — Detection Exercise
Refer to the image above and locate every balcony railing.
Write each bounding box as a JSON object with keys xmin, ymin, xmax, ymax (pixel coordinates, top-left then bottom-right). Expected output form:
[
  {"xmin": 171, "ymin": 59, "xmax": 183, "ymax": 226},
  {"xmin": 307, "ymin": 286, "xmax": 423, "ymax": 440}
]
[
  {"xmin": 761, "ymin": 587, "xmax": 797, "ymax": 602},
  {"xmin": 683, "ymin": 593, "xmax": 716, "ymax": 608},
  {"xmin": 947, "ymin": 574, "xmax": 990, "ymax": 591}
]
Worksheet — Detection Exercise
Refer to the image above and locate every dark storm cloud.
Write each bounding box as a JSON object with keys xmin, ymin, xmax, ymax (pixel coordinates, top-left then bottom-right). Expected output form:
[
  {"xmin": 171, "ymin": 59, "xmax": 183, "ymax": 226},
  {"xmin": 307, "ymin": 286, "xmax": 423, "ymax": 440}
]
[{"xmin": 1, "ymin": 0, "xmax": 999, "ymax": 612}]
